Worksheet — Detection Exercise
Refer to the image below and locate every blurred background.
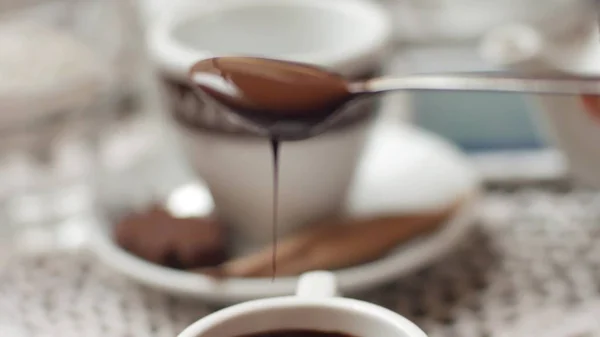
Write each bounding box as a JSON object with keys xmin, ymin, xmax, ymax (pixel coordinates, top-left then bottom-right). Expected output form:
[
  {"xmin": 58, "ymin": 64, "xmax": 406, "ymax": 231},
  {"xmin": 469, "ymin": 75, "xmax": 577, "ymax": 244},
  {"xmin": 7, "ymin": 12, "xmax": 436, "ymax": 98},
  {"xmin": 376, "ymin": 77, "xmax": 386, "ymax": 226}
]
[{"xmin": 2, "ymin": 0, "xmax": 600, "ymax": 336}]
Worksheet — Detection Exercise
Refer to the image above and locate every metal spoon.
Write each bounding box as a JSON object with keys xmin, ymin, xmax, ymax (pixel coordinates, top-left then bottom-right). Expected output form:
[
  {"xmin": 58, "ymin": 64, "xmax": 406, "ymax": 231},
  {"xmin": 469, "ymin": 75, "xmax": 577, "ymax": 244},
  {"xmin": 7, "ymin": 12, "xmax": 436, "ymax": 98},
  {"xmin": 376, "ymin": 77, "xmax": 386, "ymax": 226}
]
[
  {"xmin": 360, "ymin": 72, "xmax": 600, "ymax": 96},
  {"xmin": 189, "ymin": 57, "xmax": 600, "ymax": 141}
]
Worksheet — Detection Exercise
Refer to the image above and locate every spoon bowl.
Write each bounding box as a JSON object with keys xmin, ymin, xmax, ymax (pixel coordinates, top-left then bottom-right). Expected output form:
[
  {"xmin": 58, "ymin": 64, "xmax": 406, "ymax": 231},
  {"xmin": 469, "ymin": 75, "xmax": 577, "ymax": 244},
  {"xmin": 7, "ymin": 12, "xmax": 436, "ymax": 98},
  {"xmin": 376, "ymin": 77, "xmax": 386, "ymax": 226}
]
[{"xmin": 188, "ymin": 57, "xmax": 359, "ymax": 141}]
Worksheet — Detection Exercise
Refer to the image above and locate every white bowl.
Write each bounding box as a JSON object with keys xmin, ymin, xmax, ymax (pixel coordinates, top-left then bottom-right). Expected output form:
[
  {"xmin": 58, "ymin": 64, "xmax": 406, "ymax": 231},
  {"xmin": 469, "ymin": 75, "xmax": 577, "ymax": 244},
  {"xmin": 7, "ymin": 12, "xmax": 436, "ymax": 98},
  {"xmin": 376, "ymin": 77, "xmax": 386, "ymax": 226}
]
[{"xmin": 89, "ymin": 122, "xmax": 481, "ymax": 304}]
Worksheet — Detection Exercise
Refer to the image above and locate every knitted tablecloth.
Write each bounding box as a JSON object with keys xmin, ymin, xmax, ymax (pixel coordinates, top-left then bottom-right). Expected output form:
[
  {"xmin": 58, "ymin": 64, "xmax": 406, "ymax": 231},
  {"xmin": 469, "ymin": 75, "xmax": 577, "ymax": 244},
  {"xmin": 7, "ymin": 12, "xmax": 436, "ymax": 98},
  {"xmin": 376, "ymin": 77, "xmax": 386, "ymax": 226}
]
[{"xmin": 3, "ymin": 187, "xmax": 600, "ymax": 337}]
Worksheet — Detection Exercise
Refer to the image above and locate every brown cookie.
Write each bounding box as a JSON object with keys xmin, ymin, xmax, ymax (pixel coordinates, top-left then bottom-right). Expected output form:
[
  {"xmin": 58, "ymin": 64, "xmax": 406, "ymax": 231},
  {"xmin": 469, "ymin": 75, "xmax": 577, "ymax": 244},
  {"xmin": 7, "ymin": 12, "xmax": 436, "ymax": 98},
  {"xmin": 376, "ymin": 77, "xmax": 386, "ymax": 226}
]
[{"xmin": 114, "ymin": 205, "xmax": 228, "ymax": 269}]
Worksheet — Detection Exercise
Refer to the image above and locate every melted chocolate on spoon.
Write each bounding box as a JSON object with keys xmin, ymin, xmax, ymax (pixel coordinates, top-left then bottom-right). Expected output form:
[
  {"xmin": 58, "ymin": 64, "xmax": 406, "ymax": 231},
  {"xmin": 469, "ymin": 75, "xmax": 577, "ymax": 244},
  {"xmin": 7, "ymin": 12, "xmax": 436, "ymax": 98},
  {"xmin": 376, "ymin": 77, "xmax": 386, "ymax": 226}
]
[{"xmin": 189, "ymin": 57, "xmax": 356, "ymax": 132}]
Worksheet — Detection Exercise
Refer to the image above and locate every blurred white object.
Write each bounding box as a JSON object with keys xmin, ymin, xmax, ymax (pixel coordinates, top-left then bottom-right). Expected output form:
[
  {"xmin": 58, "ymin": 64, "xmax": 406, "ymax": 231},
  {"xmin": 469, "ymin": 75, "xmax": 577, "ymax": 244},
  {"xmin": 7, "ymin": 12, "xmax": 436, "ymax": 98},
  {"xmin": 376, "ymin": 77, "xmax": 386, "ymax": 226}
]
[
  {"xmin": 0, "ymin": 0, "xmax": 170, "ymax": 253},
  {"xmin": 381, "ymin": 0, "xmax": 595, "ymax": 42},
  {"xmin": 137, "ymin": 0, "xmax": 202, "ymax": 26},
  {"xmin": 481, "ymin": 21, "xmax": 600, "ymax": 187},
  {"xmin": 0, "ymin": 20, "xmax": 110, "ymax": 126},
  {"xmin": 0, "ymin": 323, "xmax": 25, "ymax": 337},
  {"xmin": 480, "ymin": 24, "xmax": 548, "ymax": 72}
]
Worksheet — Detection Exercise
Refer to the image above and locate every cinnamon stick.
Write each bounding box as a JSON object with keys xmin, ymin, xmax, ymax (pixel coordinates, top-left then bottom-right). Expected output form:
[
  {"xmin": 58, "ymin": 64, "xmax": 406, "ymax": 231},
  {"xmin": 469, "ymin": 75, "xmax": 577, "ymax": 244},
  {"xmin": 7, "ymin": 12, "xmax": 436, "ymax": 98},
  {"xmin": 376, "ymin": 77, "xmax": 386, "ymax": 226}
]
[{"xmin": 193, "ymin": 196, "xmax": 465, "ymax": 278}]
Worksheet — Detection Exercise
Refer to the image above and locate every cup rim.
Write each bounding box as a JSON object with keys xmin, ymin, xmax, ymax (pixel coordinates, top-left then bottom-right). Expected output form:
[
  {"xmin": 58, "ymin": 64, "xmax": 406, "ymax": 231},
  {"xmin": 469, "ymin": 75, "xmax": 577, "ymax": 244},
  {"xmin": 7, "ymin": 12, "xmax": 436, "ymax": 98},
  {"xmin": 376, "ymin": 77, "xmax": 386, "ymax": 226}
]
[
  {"xmin": 148, "ymin": 0, "xmax": 392, "ymax": 79},
  {"xmin": 177, "ymin": 296, "xmax": 427, "ymax": 337}
]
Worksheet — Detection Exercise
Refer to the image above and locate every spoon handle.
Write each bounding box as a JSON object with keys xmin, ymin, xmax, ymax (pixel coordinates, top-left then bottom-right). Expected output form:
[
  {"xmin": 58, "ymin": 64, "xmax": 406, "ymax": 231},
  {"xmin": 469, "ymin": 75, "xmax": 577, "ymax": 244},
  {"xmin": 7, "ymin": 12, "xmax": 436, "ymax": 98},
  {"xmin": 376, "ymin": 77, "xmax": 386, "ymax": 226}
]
[{"xmin": 362, "ymin": 72, "xmax": 600, "ymax": 95}]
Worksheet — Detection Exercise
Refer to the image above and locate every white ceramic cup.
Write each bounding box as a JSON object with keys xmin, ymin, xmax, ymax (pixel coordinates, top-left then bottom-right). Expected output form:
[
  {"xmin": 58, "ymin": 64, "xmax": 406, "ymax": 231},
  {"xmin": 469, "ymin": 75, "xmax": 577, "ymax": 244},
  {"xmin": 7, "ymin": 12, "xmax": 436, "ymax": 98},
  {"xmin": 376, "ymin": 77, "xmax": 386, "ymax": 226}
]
[
  {"xmin": 149, "ymin": 0, "xmax": 392, "ymax": 250},
  {"xmin": 480, "ymin": 22, "xmax": 600, "ymax": 187},
  {"xmin": 177, "ymin": 271, "xmax": 427, "ymax": 337}
]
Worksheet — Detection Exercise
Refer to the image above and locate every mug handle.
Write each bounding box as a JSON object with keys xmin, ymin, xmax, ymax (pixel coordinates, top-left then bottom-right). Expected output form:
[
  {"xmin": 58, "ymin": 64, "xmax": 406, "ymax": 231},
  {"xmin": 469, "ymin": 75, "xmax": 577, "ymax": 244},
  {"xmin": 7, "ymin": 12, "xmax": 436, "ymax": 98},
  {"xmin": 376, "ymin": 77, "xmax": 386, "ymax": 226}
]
[{"xmin": 295, "ymin": 271, "xmax": 338, "ymax": 298}]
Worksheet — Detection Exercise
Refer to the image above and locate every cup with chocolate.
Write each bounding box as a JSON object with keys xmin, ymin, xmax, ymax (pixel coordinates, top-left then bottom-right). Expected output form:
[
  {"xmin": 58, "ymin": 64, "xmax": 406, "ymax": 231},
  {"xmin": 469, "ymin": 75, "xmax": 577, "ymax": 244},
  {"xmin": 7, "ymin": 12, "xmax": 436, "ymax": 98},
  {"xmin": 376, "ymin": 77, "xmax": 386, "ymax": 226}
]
[
  {"xmin": 149, "ymin": 0, "xmax": 392, "ymax": 250},
  {"xmin": 177, "ymin": 271, "xmax": 427, "ymax": 337}
]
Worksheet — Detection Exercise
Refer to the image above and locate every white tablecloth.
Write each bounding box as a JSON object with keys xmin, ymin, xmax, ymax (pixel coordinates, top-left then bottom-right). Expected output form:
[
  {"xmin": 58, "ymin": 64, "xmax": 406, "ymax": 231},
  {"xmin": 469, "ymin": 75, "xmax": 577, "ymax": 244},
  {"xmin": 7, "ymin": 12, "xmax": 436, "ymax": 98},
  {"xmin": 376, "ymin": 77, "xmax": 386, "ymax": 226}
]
[{"xmin": 3, "ymin": 187, "xmax": 600, "ymax": 337}]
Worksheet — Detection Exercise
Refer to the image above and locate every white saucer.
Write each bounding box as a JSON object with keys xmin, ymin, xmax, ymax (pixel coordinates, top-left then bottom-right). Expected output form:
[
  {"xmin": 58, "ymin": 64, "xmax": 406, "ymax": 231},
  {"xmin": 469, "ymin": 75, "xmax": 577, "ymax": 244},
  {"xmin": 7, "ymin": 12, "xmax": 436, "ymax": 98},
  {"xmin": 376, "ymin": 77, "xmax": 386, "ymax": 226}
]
[{"xmin": 88, "ymin": 122, "xmax": 481, "ymax": 304}]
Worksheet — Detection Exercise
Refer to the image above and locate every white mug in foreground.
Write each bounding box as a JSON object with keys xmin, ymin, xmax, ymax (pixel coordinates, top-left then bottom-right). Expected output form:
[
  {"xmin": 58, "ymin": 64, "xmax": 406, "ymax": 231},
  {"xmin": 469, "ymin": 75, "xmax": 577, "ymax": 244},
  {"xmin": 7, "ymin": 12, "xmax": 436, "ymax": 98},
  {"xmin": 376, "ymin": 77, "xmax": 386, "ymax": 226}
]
[{"xmin": 178, "ymin": 271, "xmax": 427, "ymax": 337}]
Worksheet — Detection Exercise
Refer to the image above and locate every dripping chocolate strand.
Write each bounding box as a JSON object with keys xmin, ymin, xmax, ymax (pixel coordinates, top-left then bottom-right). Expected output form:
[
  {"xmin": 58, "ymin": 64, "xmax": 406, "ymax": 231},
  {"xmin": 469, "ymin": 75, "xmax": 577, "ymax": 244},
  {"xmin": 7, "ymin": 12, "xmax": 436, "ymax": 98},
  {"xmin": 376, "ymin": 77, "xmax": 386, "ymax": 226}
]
[{"xmin": 270, "ymin": 137, "xmax": 280, "ymax": 280}]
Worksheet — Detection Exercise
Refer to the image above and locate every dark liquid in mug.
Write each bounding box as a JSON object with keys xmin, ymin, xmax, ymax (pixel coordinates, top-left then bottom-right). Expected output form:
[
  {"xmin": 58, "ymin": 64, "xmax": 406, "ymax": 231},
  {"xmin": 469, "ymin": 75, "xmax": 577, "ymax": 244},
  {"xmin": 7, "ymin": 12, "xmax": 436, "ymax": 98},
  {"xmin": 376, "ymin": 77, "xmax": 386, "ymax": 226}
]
[
  {"xmin": 236, "ymin": 330, "xmax": 355, "ymax": 337},
  {"xmin": 190, "ymin": 57, "xmax": 355, "ymax": 277}
]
